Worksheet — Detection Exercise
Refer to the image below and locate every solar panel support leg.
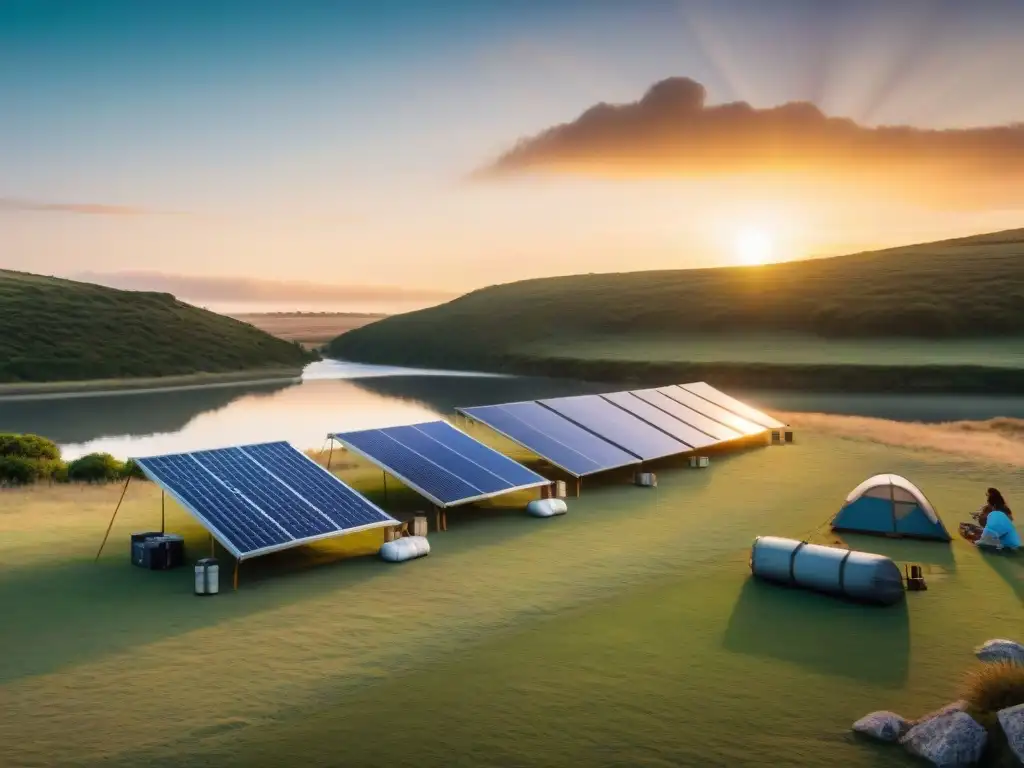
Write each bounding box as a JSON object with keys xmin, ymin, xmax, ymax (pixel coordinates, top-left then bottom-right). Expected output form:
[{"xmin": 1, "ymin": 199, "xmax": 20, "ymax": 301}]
[
  {"xmin": 382, "ymin": 471, "xmax": 388, "ymax": 502},
  {"xmin": 161, "ymin": 491, "xmax": 165, "ymax": 534},
  {"xmin": 233, "ymin": 559, "xmax": 240, "ymax": 591},
  {"xmin": 327, "ymin": 439, "xmax": 335, "ymax": 471},
  {"xmin": 576, "ymin": 478, "xmax": 581, "ymax": 497},
  {"xmin": 210, "ymin": 534, "xmax": 215, "ymax": 558},
  {"xmin": 95, "ymin": 476, "xmax": 132, "ymax": 562}
]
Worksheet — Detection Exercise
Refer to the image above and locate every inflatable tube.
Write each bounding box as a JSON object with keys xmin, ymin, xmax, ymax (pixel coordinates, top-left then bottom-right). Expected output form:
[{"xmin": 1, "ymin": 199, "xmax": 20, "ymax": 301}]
[
  {"xmin": 380, "ymin": 536, "xmax": 431, "ymax": 563},
  {"xmin": 749, "ymin": 536, "xmax": 905, "ymax": 606},
  {"xmin": 527, "ymin": 499, "xmax": 568, "ymax": 518}
]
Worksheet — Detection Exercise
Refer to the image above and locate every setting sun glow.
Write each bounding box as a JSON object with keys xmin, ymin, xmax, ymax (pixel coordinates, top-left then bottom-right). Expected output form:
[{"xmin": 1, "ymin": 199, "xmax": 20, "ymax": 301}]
[{"xmin": 734, "ymin": 229, "xmax": 774, "ymax": 266}]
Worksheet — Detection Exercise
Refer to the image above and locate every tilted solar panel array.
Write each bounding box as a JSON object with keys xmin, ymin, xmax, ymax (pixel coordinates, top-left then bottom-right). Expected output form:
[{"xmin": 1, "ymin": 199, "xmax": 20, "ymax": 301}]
[
  {"xmin": 458, "ymin": 382, "xmax": 779, "ymax": 477},
  {"xmin": 330, "ymin": 420, "xmax": 549, "ymax": 508},
  {"xmin": 134, "ymin": 441, "xmax": 397, "ymax": 560}
]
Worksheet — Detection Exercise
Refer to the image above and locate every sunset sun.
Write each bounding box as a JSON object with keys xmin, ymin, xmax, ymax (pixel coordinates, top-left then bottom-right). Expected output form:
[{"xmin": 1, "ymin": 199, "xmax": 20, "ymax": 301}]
[{"xmin": 734, "ymin": 228, "xmax": 774, "ymax": 266}]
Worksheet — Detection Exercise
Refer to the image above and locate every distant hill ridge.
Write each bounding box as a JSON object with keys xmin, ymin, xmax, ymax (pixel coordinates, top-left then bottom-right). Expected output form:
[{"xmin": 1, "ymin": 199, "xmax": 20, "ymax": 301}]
[
  {"xmin": 326, "ymin": 228, "xmax": 1024, "ymax": 387},
  {"xmin": 0, "ymin": 270, "xmax": 316, "ymax": 383}
]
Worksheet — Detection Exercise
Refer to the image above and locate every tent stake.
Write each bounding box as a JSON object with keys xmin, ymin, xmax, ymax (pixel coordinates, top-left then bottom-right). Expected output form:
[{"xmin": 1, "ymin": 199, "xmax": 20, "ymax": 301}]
[{"xmin": 95, "ymin": 476, "xmax": 132, "ymax": 562}]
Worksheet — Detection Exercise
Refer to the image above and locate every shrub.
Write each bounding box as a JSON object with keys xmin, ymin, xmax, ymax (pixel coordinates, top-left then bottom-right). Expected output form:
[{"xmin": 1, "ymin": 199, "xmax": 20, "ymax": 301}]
[
  {"xmin": 0, "ymin": 455, "xmax": 42, "ymax": 485},
  {"xmin": 962, "ymin": 661, "xmax": 1024, "ymax": 714},
  {"xmin": 66, "ymin": 452, "xmax": 125, "ymax": 483},
  {"xmin": 121, "ymin": 459, "xmax": 147, "ymax": 480},
  {"xmin": 0, "ymin": 433, "xmax": 60, "ymax": 461}
]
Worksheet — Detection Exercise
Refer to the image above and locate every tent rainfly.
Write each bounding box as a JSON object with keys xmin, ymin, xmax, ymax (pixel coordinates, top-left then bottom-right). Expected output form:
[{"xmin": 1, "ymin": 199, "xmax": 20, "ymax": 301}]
[{"xmin": 831, "ymin": 473, "xmax": 951, "ymax": 541}]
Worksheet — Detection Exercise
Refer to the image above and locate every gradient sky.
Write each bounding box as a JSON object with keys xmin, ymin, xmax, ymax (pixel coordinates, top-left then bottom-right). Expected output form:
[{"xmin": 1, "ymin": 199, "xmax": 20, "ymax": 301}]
[{"xmin": 3, "ymin": 0, "xmax": 1023, "ymax": 304}]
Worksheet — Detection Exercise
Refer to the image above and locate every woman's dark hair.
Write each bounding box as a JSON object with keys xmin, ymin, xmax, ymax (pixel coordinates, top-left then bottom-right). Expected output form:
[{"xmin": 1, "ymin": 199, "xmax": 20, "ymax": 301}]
[{"xmin": 987, "ymin": 487, "xmax": 1012, "ymax": 518}]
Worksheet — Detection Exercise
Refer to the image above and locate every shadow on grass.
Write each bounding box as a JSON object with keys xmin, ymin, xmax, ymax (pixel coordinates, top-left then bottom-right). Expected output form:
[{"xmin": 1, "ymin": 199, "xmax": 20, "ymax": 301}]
[
  {"xmin": 0, "ymin": 537, "xmax": 391, "ymax": 684},
  {"xmin": 831, "ymin": 533, "xmax": 958, "ymax": 574},
  {"xmin": 722, "ymin": 577, "xmax": 911, "ymax": 689},
  {"xmin": 978, "ymin": 549, "xmax": 1024, "ymax": 603}
]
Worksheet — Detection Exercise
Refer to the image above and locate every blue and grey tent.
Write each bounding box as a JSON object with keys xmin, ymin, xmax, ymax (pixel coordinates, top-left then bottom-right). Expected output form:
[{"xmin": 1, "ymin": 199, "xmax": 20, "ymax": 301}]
[{"xmin": 832, "ymin": 474, "xmax": 951, "ymax": 541}]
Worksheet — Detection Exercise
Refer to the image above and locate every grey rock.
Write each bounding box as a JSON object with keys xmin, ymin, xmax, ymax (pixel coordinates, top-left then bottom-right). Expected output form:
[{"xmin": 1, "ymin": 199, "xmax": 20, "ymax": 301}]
[
  {"xmin": 912, "ymin": 700, "xmax": 969, "ymax": 726},
  {"xmin": 998, "ymin": 703, "xmax": 1024, "ymax": 764},
  {"xmin": 975, "ymin": 639, "xmax": 1024, "ymax": 666},
  {"xmin": 900, "ymin": 711, "xmax": 987, "ymax": 766},
  {"xmin": 852, "ymin": 710, "xmax": 909, "ymax": 742}
]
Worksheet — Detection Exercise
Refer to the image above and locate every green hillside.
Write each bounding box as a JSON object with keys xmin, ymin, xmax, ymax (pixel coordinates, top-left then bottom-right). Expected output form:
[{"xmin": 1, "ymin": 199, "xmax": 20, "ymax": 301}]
[
  {"xmin": 327, "ymin": 229, "xmax": 1024, "ymax": 392},
  {"xmin": 0, "ymin": 270, "xmax": 317, "ymax": 383}
]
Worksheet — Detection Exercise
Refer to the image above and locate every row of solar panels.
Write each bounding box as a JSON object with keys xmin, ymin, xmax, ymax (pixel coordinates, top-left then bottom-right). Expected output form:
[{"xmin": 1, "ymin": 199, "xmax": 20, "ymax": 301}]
[
  {"xmin": 455, "ymin": 382, "xmax": 785, "ymax": 478},
  {"xmin": 132, "ymin": 382, "xmax": 783, "ymax": 562}
]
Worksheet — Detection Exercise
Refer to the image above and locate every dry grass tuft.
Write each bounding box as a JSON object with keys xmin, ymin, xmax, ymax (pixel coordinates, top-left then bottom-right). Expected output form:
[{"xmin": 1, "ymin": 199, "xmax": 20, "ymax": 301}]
[{"xmin": 961, "ymin": 662, "xmax": 1024, "ymax": 715}]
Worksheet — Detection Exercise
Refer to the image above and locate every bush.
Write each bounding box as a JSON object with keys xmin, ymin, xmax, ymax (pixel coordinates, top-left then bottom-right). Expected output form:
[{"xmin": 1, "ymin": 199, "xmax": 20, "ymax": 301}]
[
  {"xmin": 0, "ymin": 433, "xmax": 60, "ymax": 461},
  {"xmin": 0, "ymin": 455, "xmax": 42, "ymax": 485},
  {"xmin": 66, "ymin": 452, "xmax": 125, "ymax": 483},
  {"xmin": 121, "ymin": 459, "xmax": 147, "ymax": 480},
  {"xmin": 962, "ymin": 661, "xmax": 1024, "ymax": 714}
]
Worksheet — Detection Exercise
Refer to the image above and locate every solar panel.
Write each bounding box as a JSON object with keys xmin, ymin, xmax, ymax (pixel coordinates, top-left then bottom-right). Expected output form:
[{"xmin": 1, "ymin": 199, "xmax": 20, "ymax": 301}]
[
  {"xmin": 601, "ymin": 391, "xmax": 720, "ymax": 450},
  {"xmin": 656, "ymin": 386, "xmax": 765, "ymax": 436},
  {"xmin": 631, "ymin": 389, "xmax": 744, "ymax": 442},
  {"xmin": 679, "ymin": 381, "xmax": 788, "ymax": 430},
  {"xmin": 134, "ymin": 442, "xmax": 397, "ymax": 560},
  {"xmin": 538, "ymin": 395, "xmax": 689, "ymax": 461},
  {"xmin": 458, "ymin": 401, "xmax": 639, "ymax": 477},
  {"xmin": 331, "ymin": 420, "xmax": 549, "ymax": 508}
]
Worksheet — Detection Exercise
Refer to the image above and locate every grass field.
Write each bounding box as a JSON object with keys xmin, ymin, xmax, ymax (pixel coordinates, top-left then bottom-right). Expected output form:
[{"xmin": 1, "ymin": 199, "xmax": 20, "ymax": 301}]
[
  {"xmin": 0, "ymin": 270, "xmax": 317, "ymax": 383},
  {"xmin": 230, "ymin": 312, "xmax": 386, "ymax": 348},
  {"xmin": 328, "ymin": 229, "xmax": 1024, "ymax": 393},
  {"xmin": 1, "ymin": 416, "xmax": 1021, "ymax": 768}
]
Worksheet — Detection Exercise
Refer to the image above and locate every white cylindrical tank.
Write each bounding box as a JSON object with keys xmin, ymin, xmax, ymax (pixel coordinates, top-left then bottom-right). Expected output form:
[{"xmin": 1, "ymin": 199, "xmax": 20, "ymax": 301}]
[
  {"xmin": 195, "ymin": 557, "xmax": 220, "ymax": 596},
  {"xmin": 749, "ymin": 536, "xmax": 904, "ymax": 606},
  {"xmin": 526, "ymin": 498, "xmax": 568, "ymax": 518},
  {"xmin": 380, "ymin": 536, "xmax": 431, "ymax": 563}
]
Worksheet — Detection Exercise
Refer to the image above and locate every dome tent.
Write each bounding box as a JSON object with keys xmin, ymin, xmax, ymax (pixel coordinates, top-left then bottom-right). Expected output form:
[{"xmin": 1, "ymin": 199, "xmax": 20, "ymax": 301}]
[{"xmin": 831, "ymin": 474, "xmax": 951, "ymax": 541}]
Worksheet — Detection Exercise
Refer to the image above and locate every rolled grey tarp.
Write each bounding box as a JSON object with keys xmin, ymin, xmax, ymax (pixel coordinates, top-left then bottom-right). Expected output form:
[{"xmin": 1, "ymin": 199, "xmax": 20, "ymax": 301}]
[{"xmin": 749, "ymin": 536, "xmax": 905, "ymax": 606}]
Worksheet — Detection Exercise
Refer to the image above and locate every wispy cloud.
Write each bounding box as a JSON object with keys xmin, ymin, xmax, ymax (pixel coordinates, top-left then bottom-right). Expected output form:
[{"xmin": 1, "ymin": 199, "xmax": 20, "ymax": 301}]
[
  {"xmin": 474, "ymin": 76, "xmax": 1024, "ymax": 210},
  {"xmin": 0, "ymin": 198, "xmax": 174, "ymax": 216}
]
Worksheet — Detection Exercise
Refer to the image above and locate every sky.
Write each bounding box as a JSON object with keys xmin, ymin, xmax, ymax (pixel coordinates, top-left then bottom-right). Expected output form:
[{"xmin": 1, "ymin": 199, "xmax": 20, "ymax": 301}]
[{"xmin": 2, "ymin": 0, "xmax": 1023, "ymax": 310}]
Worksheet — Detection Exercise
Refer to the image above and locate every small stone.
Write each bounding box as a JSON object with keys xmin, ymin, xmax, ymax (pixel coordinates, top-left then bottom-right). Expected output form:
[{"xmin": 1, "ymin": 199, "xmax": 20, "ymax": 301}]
[
  {"xmin": 852, "ymin": 710, "xmax": 908, "ymax": 742},
  {"xmin": 900, "ymin": 711, "xmax": 987, "ymax": 767},
  {"xmin": 975, "ymin": 639, "xmax": 1024, "ymax": 666},
  {"xmin": 997, "ymin": 703, "xmax": 1024, "ymax": 764}
]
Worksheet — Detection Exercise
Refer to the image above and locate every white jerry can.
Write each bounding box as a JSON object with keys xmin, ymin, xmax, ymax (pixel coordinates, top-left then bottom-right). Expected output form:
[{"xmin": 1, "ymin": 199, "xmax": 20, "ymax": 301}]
[{"xmin": 195, "ymin": 557, "xmax": 220, "ymax": 595}]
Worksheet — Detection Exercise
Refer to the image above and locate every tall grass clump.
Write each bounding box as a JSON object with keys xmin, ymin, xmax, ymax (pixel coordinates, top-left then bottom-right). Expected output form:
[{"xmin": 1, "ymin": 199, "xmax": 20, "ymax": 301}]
[{"xmin": 960, "ymin": 662, "xmax": 1024, "ymax": 767}]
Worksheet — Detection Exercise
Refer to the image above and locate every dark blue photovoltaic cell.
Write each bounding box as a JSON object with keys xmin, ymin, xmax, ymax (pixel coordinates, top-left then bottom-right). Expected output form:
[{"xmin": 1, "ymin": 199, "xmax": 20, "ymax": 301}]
[
  {"xmin": 538, "ymin": 395, "xmax": 688, "ymax": 461},
  {"xmin": 460, "ymin": 402, "xmax": 639, "ymax": 476},
  {"xmin": 631, "ymin": 389, "xmax": 743, "ymax": 442},
  {"xmin": 241, "ymin": 442, "xmax": 394, "ymax": 530},
  {"xmin": 657, "ymin": 386, "xmax": 764, "ymax": 436},
  {"xmin": 412, "ymin": 421, "xmax": 547, "ymax": 488},
  {"xmin": 192, "ymin": 448, "xmax": 335, "ymax": 540},
  {"xmin": 382, "ymin": 425, "xmax": 517, "ymax": 495},
  {"xmin": 137, "ymin": 454, "xmax": 289, "ymax": 553},
  {"xmin": 679, "ymin": 382, "xmax": 787, "ymax": 430},
  {"xmin": 337, "ymin": 428, "xmax": 483, "ymax": 505},
  {"xmin": 136, "ymin": 441, "xmax": 396, "ymax": 558},
  {"xmin": 601, "ymin": 392, "xmax": 719, "ymax": 450}
]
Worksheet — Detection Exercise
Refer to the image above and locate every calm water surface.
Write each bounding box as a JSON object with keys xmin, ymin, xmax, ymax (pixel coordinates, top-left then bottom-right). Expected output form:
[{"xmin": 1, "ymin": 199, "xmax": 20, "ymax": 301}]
[{"xmin": 1, "ymin": 359, "xmax": 1023, "ymax": 460}]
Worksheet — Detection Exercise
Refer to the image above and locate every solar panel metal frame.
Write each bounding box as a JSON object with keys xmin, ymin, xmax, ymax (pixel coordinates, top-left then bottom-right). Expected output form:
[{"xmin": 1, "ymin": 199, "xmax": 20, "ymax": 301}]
[
  {"xmin": 678, "ymin": 381, "xmax": 788, "ymax": 430},
  {"xmin": 329, "ymin": 420, "xmax": 550, "ymax": 508},
  {"xmin": 456, "ymin": 402, "xmax": 641, "ymax": 478},
  {"xmin": 133, "ymin": 442, "xmax": 398, "ymax": 561}
]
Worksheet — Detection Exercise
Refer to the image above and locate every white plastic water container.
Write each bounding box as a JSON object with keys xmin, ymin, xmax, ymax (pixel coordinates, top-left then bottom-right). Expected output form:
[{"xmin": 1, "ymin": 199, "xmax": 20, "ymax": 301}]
[
  {"xmin": 634, "ymin": 471, "xmax": 657, "ymax": 487},
  {"xmin": 380, "ymin": 536, "xmax": 430, "ymax": 563},
  {"xmin": 689, "ymin": 456, "xmax": 710, "ymax": 468},
  {"xmin": 195, "ymin": 557, "xmax": 220, "ymax": 596},
  {"xmin": 526, "ymin": 498, "xmax": 568, "ymax": 518},
  {"xmin": 553, "ymin": 480, "xmax": 567, "ymax": 498},
  {"xmin": 412, "ymin": 515, "xmax": 429, "ymax": 537}
]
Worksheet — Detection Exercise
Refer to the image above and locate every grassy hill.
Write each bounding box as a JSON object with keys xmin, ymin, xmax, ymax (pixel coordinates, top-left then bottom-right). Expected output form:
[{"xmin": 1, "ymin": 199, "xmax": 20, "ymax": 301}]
[
  {"xmin": 327, "ymin": 229, "xmax": 1024, "ymax": 393},
  {"xmin": 0, "ymin": 270, "xmax": 317, "ymax": 384}
]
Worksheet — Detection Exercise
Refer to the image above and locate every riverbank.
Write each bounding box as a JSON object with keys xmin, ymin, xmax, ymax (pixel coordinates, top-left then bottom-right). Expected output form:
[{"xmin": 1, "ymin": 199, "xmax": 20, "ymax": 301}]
[
  {"xmin": 1, "ymin": 418, "xmax": 1020, "ymax": 767},
  {"xmin": 0, "ymin": 368, "xmax": 304, "ymax": 401}
]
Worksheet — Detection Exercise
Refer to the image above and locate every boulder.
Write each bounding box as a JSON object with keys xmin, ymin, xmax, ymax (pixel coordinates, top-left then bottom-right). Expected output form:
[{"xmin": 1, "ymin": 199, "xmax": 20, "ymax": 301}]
[
  {"xmin": 997, "ymin": 703, "xmax": 1024, "ymax": 764},
  {"xmin": 911, "ymin": 700, "xmax": 969, "ymax": 727},
  {"xmin": 900, "ymin": 711, "xmax": 987, "ymax": 767},
  {"xmin": 852, "ymin": 711, "xmax": 909, "ymax": 742},
  {"xmin": 975, "ymin": 639, "xmax": 1024, "ymax": 666}
]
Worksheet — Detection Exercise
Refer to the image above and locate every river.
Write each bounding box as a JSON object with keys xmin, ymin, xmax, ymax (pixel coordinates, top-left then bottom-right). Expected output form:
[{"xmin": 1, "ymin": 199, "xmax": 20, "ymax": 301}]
[{"xmin": 2, "ymin": 359, "xmax": 1023, "ymax": 460}]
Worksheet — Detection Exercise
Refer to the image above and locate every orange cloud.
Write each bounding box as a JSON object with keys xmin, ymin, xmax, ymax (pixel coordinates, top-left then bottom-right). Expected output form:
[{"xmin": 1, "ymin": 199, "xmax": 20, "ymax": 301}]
[
  {"xmin": 0, "ymin": 198, "xmax": 166, "ymax": 216},
  {"xmin": 476, "ymin": 77, "xmax": 1024, "ymax": 209}
]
